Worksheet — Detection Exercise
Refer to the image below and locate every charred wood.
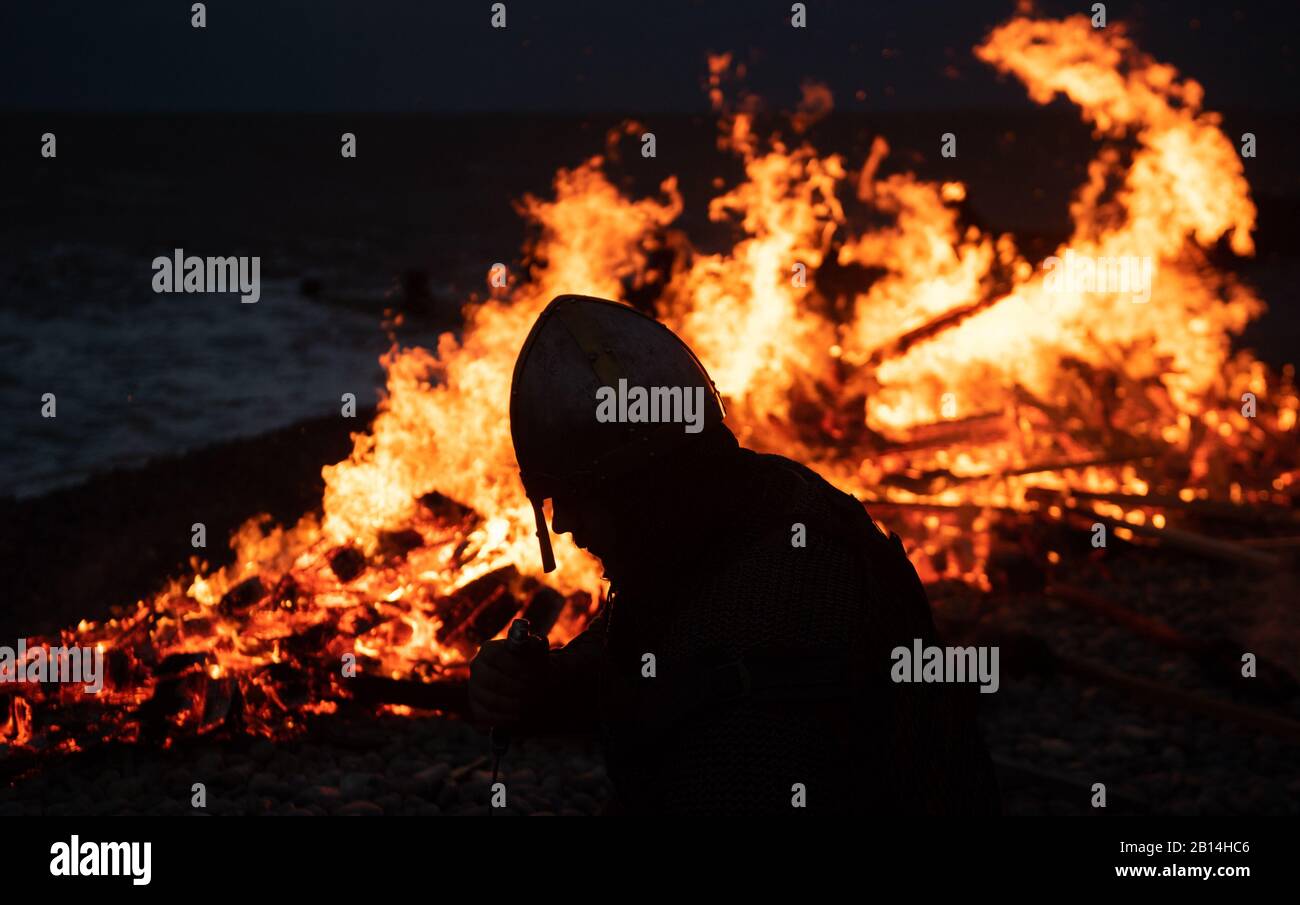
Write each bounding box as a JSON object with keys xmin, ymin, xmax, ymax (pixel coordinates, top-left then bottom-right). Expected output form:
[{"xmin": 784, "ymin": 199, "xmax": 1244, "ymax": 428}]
[{"xmin": 328, "ymin": 546, "xmax": 367, "ymax": 583}]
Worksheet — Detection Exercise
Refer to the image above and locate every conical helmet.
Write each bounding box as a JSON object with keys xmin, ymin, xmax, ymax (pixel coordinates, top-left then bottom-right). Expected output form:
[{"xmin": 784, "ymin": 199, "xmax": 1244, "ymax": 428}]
[{"xmin": 510, "ymin": 294, "xmax": 726, "ymax": 571}]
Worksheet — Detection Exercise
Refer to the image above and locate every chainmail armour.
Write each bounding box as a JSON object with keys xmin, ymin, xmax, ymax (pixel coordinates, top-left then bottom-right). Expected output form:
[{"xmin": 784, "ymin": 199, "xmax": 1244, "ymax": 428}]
[{"xmin": 535, "ymin": 444, "xmax": 1001, "ymax": 815}]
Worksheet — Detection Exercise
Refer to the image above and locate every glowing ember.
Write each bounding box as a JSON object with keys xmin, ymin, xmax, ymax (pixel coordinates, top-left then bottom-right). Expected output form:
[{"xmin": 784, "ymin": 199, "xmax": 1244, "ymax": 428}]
[{"xmin": 6, "ymin": 13, "xmax": 1295, "ymax": 751}]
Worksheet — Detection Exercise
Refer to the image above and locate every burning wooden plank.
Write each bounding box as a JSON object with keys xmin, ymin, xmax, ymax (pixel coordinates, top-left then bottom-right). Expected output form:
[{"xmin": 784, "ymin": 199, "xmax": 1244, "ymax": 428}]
[
  {"xmin": 864, "ymin": 296, "xmax": 1003, "ymax": 367},
  {"xmin": 883, "ymin": 411, "xmax": 1011, "ymax": 453},
  {"xmin": 519, "ymin": 585, "xmax": 567, "ymax": 639},
  {"xmin": 878, "ymin": 451, "xmax": 1161, "ymax": 496},
  {"xmin": 327, "ymin": 546, "xmax": 367, "ymax": 583},
  {"xmin": 1066, "ymin": 490, "xmax": 1300, "ymax": 526},
  {"xmin": 341, "ymin": 675, "xmax": 469, "ymax": 713},
  {"xmin": 1051, "ymin": 503, "xmax": 1282, "ymax": 571},
  {"xmin": 436, "ymin": 567, "xmax": 524, "ymax": 654}
]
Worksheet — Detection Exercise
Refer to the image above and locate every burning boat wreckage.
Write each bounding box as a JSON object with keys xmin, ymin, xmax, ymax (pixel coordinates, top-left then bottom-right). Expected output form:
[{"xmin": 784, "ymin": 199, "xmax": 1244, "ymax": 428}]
[{"xmin": 3, "ymin": 14, "xmax": 1298, "ymax": 780}]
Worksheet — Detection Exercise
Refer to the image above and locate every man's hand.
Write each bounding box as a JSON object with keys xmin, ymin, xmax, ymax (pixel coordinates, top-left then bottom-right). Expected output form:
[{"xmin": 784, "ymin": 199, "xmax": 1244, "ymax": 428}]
[{"xmin": 469, "ymin": 638, "xmax": 548, "ymax": 729}]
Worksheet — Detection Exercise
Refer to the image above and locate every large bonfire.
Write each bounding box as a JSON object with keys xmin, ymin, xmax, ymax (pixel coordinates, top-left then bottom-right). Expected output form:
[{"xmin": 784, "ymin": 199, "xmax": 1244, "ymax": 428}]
[{"xmin": 4, "ymin": 13, "xmax": 1295, "ymax": 749}]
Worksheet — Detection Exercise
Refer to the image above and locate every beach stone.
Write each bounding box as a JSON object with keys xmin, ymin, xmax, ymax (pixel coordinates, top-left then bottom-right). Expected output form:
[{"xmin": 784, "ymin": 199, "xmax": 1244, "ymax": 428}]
[
  {"xmin": 436, "ymin": 783, "xmax": 461, "ymax": 809},
  {"xmin": 337, "ymin": 800, "xmax": 383, "ymax": 816},
  {"xmin": 249, "ymin": 772, "xmax": 282, "ymax": 795},
  {"xmin": 1100, "ymin": 741, "xmax": 1136, "ymax": 759},
  {"xmin": 340, "ymin": 772, "xmax": 376, "ymax": 799},
  {"xmin": 218, "ymin": 763, "xmax": 254, "ymax": 786},
  {"xmin": 461, "ymin": 779, "xmax": 490, "ymax": 803},
  {"xmin": 411, "ymin": 763, "xmax": 451, "ymax": 797},
  {"xmin": 306, "ymin": 785, "xmax": 343, "ymax": 807},
  {"xmin": 108, "ymin": 777, "xmax": 145, "ymax": 799},
  {"xmin": 508, "ymin": 768, "xmax": 538, "ymax": 786},
  {"xmin": 1038, "ymin": 738, "xmax": 1072, "ymax": 756},
  {"xmin": 569, "ymin": 792, "xmax": 598, "ymax": 813},
  {"xmin": 94, "ymin": 797, "xmax": 128, "ymax": 815},
  {"xmin": 270, "ymin": 752, "xmax": 301, "ymax": 774},
  {"xmin": 1117, "ymin": 723, "xmax": 1160, "ymax": 741},
  {"xmin": 387, "ymin": 757, "xmax": 425, "ymax": 777}
]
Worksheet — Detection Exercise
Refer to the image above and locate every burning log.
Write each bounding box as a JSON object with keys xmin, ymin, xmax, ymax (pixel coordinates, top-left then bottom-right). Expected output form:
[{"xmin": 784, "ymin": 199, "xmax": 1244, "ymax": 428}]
[
  {"xmin": 218, "ymin": 577, "xmax": 266, "ymax": 615},
  {"xmin": 461, "ymin": 592, "xmax": 522, "ymax": 649},
  {"xmin": 1066, "ymin": 490, "xmax": 1300, "ymax": 526},
  {"xmin": 105, "ymin": 649, "xmax": 133, "ymax": 689},
  {"xmin": 200, "ymin": 675, "xmax": 239, "ymax": 730},
  {"xmin": 134, "ymin": 676, "xmax": 196, "ymax": 739},
  {"xmin": 1027, "ymin": 489, "xmax": 1285, "ymax": 570},
  {"xmin": 1, "ymin": 696, "xmax": 34, "ymax": 746},
  {"xmin": 996, "ymin": 453, "xmax": 1162, "ymax": 480},
  {"xmin": 153, "ymin": 651, "xmax": 214, "ymax": 678},
  {"xmin": 861, "ymin": 497, "xmax": 1019, "ymax": 517},
  {"xmin": 257, "ymin": 661, "xmax": 314, "ymax": 712},
  {"xmin": 879, "ymin": 453, "xmax": 1158, "ymax": 496},
  {"xmin": 328, "ymin": 546, "xmax": 367, "ymax": 583},
  {"xmin": 282, "ymin": 621, "xmax": 340, "ymax": 661},
  {"xmin": 376, "ymin": 528, "xmax": 424, "ymax": 559},
  {"xmin": 342, "ymin": 675, "xmax": 469, "ymax": 713},
  {"xmin": 520, "ymin": 585, "xmax": 566, "ymax": 638},
  {"xmin": 1054, "ymin": 504, "xmax": 1282, "ymax": 571},
  {"xmin": 437, "ymin": 567, "xmax": 523, "ymax": 653},
  {"xmin": 418, "ymin": 491, "xmax": 479, "ymax": 526},
  {"xmin": 883, "ymin": 411, "xmax": 1010, "ymax": 453},
  {"xmin": 865, "ymin": 296, "xmax": 1002, "ymax": 367},
  {"xmin": 271, "ymin": 575, "xmax": 299, "ymax": 611}
]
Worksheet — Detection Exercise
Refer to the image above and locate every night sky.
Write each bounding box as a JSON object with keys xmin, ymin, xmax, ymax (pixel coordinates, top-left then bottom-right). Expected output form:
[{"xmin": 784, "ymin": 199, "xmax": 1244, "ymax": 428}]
[{"xmin": 2, "ymin": 0, "xmax": 1298, "ymax": 113}]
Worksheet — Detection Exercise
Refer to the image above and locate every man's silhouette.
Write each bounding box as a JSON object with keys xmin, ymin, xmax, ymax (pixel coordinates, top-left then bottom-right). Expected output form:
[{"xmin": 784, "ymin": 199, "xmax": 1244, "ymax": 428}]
[{"xmin": 470, "ymin": 294, "xmax": 1000, "ymax": 814}]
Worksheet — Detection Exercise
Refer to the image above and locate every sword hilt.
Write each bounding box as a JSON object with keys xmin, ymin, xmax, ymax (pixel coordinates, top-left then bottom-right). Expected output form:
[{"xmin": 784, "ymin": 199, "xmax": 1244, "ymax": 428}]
[
  {"xmin": 489, "ymin": 618, "xmax": 539, "ymax": 809},
  {"xmin": 489, "ymin": 620, "xmax": 538, "ymax": 755}
]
